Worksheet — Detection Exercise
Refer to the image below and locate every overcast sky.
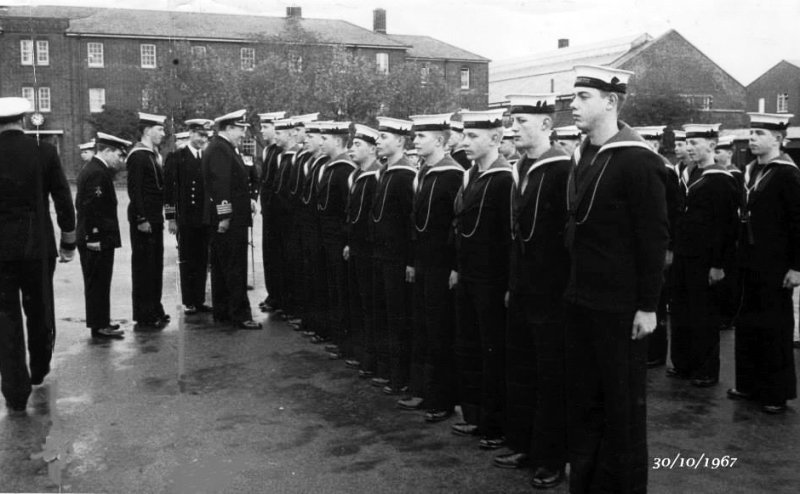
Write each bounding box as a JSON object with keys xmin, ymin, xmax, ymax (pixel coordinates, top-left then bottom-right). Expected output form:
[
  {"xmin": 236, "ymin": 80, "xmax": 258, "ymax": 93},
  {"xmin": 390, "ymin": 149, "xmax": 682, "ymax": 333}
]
[{"xmin": 8, "ymin": 0, "xmax": 800, "ymax": 84}]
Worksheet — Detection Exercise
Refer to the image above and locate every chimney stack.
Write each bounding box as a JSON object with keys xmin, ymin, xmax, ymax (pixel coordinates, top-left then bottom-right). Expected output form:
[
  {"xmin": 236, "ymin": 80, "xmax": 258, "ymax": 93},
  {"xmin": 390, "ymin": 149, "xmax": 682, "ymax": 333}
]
[
  {"xmin": 558, "ymin": 38, "xmax": 569, "ymax": 49},
  {"xmin": 373, "ymin": 8, "xmax": 387, "ymax": 34},
  {"xmin": 286, "ymin": 6, "xmax": 302, "ymax": 18}
]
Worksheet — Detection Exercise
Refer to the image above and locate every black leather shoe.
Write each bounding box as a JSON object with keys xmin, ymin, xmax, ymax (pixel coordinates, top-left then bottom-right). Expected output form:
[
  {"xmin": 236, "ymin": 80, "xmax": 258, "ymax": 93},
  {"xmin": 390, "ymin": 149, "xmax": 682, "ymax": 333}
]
[
  {"xmin": 666, "ymin": 367, "xmax": 690, "ymax": 379},
  {"xmin": 301, "ymin": 330, "xmax": 316, "ymax": 338},
  {"xmin": 6, "ymin": 404, "xmax": 27, "ymax": 417},
  {"xmin": 344, "ymin": 359, "xmax": 360, "ymax": 369},
  {"xmin": 234, "ymin": 320, "xmax": 262, "ymax": 330},
  {"xmin": 382, "ymin": 385, "xmax": 408, "ymax": 395},
  {"xmin": 493, "ymin": 452, "xmax": 529, "ymax": 469},
  {"xmin": 327, "ymin": 352, "xmax": 342, "ymax": 360},
  {"xmin": 425, "ymin": 409, "xmax": 453, "ymax": 423},
  {"xmin": 358, "ymin": 369, "xmax": 375, "ymax": 379},
  {"xmin": 690, "ymin": 377, "xmax": 718, "ymax": 388},
  {"xmin": 451, "ymin": 422, "xmax": 479, "ymax": 436},
  {"xmin": 479, "ymin": 436, "xmax": 506, "ymax": 450},
  {"xmin": 108, "ymin": 323, "xmax": 121, "ymax": 330},
  {"xmin": 184, "ymin": 305, "xmax": 198, "ymax": 315},
  {"xmin": 30, "ymin": 365, "xmax": 50, "ymax": 386},
  {"xmin": 310, "ymin": 335, "xmax": 328, "ymax": 344},
  {"xmin": 647, "ymin": 358, "xmax": 666, "ymax": 368},
  {"xmin": 370, "ymin": 377, "xmax": 389, "ymax": 387},
  {"xmin": 92, "ymin": 327, "xmax": 125, "ymax": 339},
  {"xmin": 324, "ymin": 344, "xmax": 340, "ymax": 353},
  {"xmin": 197, "ymin": 304, "xmax": 213, "ymax": 313},
  {"xmin": 726, "ymin": 388, "xmax": 753, "ymax": 401},
  {"xmin": 531, "ymin": 467, "xmax": 565, "ymax": 489},
  {"xmin": 396, "ymin": 396, "xmax": 424, "ymax": 410},
  {"xmin": 762, "ymin": 404, "xmax": 787, "ymax": 414}
]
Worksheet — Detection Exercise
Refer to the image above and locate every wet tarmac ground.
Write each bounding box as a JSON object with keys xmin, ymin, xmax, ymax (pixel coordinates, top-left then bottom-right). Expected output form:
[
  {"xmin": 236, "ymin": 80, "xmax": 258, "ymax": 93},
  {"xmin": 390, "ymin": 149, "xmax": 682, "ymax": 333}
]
[{"xmin": 1, "ymin": 189, "xmax": 799, "ymax": 493}]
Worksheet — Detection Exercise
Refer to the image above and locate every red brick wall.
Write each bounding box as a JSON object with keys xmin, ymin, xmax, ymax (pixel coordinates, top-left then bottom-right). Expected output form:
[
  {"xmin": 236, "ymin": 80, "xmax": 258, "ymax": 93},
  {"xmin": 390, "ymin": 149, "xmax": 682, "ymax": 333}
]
[{"xmin": 746, "ymin": 61, "xmax": 800, "ymax": 116}]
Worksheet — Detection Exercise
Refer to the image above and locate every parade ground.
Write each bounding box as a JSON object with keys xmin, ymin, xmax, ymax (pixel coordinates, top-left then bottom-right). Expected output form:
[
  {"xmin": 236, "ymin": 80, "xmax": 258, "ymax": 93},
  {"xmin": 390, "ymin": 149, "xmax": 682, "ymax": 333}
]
[{"xmin": 1, "ymin": 187, "xmax": 798, "ymax": 494}]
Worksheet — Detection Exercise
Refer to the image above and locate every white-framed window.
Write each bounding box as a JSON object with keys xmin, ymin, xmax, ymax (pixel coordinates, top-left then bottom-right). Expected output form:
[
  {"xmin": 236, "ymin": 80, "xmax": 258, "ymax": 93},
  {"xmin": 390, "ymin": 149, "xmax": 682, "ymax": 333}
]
[
  {"xmin": 700, "ymin": 96, "xmax": 712, "ymax": 111},
  {"xmin": 241, "ymin": 47, "xmax": 255, "ymax": 71},
  {"xmin": 376, "ymin": 52, "xmax": 389, "ymax": 75},
  {"xmin": 89, "ymin": 88, "xmax": 106, "ymax": 113},
  {"xmin": 88, "ymin": 42, "xmax": 104, "ymax": 67},
  {"xmin": 20, "ymin": 40, "xmax": 34, "ymax": 65},
  {"xmin": 36, "ymin": 40, "xmax": 50, "ymax": 66},
  {"xmin": 140, "ymin": 44, "xmax": 156, "ymax": 68},
  {"xmin": 460, "ymin": 67, "xmax": 470, "ymax": 89},
  {"xmin": 777, "ymin": 93, "xmax": 789, "ymax": 113},
  {"xmin": 420, "ymin": 63, "xmax": 430, "ymax": 84},
  {"xmin": 21, "ymin": 87, "xmax": 35, "ymax": 108},
  {"xmin": 37, "ymin": 87, "xmax": 51, "ymax": 112},
  {"xmin": 289, "ymin": 51, "xmax": 303, "ymax": 73},
  {"xmin": 241, "ymin": 136, "xmax": 256, "ymax": 157},
  {"xmin": 191, "ymin": 45, "xmax": 207, "ymax": 57}
]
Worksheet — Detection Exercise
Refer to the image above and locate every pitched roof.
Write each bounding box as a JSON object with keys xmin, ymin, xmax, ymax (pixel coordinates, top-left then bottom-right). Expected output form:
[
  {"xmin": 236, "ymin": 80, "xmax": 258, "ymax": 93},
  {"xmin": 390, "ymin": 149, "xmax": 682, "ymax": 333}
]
[
  {"xmin": 786, "ymin": 60, "xmax": 800, "ymax": 70},
  {"xmin": 388, "ymin": 34, "xmax": 489, "ymax": 62},
  {"xmin": 2, "ymin": 5, "xmax": 407, "ymax": 49}
]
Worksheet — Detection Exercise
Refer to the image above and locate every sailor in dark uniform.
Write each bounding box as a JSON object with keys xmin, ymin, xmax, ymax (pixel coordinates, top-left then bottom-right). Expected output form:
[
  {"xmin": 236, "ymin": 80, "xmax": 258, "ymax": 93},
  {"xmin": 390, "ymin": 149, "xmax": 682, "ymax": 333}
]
[
  {"xmin": 296, "ymin": 122, "xmax": 330, "ymax": 341},
  {"xmin": 495, "ymin": 94, "xmax": 571, "ymax": 489},
  {"xmin": 371, "ymin": 117, "xmax": 417, "ymax": 397},
  {"xmin": 127, "ymin": 112, "xmax": 169, "ymax": 328},
  {"xmin": 565, "ymin": 65, "xmax": 668, "ymax": 494},
  {"xmin": 729, "ymin": 112, "xmax": 799, "ymax": 414},
  {"xmin": 635, "ymin": 126, "xmax": 681, "ymax": 369},
  {"xmin": 451, "ymin": 109, "xmax": 514, "ymax": 451},
  {"xmin": 553, "ymin": 125, "xmax": 582, "ymax": 156},
  {"xmin": 448, "ymin": 118, "xmax": 472, "ymax": 169},
  {"xmin": 76, "ymin": 132, "xmax": 131, "ymax": 340},
  {"xmin": 0, "ymin": 97, "xmax": 76, "ymax": 414},
  {"xmin": 316, "ymin": 122, "xmax": 356, "ymax": 347},
  {"xmin": 202, "ymin": 109, "xmax": 261, "ymax": 330},
  {"xmin": 164, "ymin": 118, "xmax": 213, "ymax": 315},
  {"xmin": 499, "ymin": 127, "xmax": 521, "ymax": 165},
  {"xmin": 257, "ymin": 111, "xmax": 286, "ymax": 313},
  {"xmin": 343, "ymin": 124, "xmax": 381, "ymax": 373},
  {"xmin": 407, "ymin": 113, "xmax": 464, "ymax": 423},
  {"xmin": 670, "ymin": 124, "xmax": 739, "ymax": 387}
]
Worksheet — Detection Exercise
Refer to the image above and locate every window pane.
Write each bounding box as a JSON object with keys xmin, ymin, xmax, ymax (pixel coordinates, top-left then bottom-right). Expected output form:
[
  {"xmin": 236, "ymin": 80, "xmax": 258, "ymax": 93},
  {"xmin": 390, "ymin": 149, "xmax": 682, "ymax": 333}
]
[
  {"xmin": 777, "ymin": 93, "xmax": 789, "ymax": 113},
  {"xmin": 89, "ymin": 88, "xmax": 106, "ymax": 113},
  {"xmin": 460, "ymin": 67, "xmax": 470, "ymax": 89},
  {"xmin": 36, "ymin": 40, "xmax": 49, "ymax": 65},
  {"xmin": 21, "ymin": 87, "xmax": 35, "ymax": 108},
  {"xmin": 241, "ymin": 47, "xmax": 255, "ymax": 70},
  {"xmin": 376, "ymin": 53, "xmax": 389, "ymax": 75},
  {"xmin": 20, "ymin": 40, "xmax": 34, "ymax": 65},
  {"xmin": 88, "ymin": 42, "xmax": 104, "ymax": 67},
  {"xmin": 38, "ymin": 87, "xmax": 51, "ymax": 112},
  {"xmin": 191, "ymin": 45, "xmax": 207, "ymax": 57},
  {"xmin": 141, "ymin": 44, "xmax": 156, "ymax": 68}
]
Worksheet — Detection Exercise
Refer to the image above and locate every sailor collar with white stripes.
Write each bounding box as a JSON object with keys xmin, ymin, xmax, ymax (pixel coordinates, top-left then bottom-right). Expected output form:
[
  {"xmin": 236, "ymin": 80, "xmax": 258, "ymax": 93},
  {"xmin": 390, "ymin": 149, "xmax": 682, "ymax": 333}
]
[
  {"xmin": 520, "ymin": 148, "xmax": 571, "ymax": 194},
  {"xmin": 745, "ymin": 157, "xmax": 797, "ymax": 195},
  {"xmin": 349, "ymin": 161, "xmax": 381, "ymax": 188},
  {"xmin": 571, "ymin": 139, "xmax": 652, "ymax": 165}
]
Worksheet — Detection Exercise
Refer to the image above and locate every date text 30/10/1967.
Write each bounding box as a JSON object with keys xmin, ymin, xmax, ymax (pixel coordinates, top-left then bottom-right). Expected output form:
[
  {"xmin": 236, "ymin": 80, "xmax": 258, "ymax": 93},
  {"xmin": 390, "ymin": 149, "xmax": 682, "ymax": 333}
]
[{"xmin": 652, "ymin": 453, "xmax": 737, "ymax": 470}]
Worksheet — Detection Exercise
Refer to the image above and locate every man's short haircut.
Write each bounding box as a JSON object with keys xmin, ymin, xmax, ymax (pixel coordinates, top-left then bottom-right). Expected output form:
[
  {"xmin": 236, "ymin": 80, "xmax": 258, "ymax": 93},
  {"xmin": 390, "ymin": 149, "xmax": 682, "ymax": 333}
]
[
  {"xmin": 600, "ymin": 90, "xmax": 626, "ymax": 111},
  {"xmin": 96, "ymin": 142, "xmax": 119, "ymax": 153}
]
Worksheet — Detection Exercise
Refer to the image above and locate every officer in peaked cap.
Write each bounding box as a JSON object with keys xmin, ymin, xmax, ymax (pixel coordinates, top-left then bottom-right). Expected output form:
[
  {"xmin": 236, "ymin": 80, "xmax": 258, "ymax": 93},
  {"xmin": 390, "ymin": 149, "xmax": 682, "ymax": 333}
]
[
  {"xmin": 553, "ymin": 125, "xmax": 582, "ymax": 155},
  {"xmin": 451, "ymin": 109, "xmax": 514, "ymax": 450},
  {"xmin": 371, "ymin": 116, "xmax": 417, "ymax": 399},
  {"xmin": 0, "ymin": 97, "xmax": 76, "ymax": 414},
  {"xmin": 408, "ymin": 113, "xmax": 464, "ymax": 423},
  {"xmin": 164, "ymin": 118, "xmax": 213, "ymax": 315},
  {"xmin": 565, "ymin": 65, "xmax": 668, "ymax": 493},
  {"xmin": 731, "ymin": 112, "xmax": 799, "ymax": 414},
  {"xmin": 500, "ymin": 94, "xmax": 571, "ymax": 487},
  {"xmin": 79, "ymin": 140, "xmax": 96, "ymax": 163},
  {"xmin": 257, "ymin": 111, "xmax": 286, "ymax": 313},
  {"xmin": 127, "ymin": 111, "xmax": 169, "ymax": 328},
  {"xmin": 76, "ymin": 132, "xmax": 131, "ymax": 340},
  {"xmin": 203, "ymin": 109, "xmax": 261, "ymax": 330},
  {"xmin": 669, "ymin": 124, "xmax": 739, "ymax": 388}
]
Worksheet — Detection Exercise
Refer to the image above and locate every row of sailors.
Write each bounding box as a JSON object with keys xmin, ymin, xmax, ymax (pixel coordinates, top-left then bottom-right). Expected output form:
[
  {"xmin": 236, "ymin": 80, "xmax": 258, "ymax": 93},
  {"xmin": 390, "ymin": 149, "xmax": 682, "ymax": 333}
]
[{"xmin": 69, "ymin": 64, "xmax": 798, "ymax": 494}]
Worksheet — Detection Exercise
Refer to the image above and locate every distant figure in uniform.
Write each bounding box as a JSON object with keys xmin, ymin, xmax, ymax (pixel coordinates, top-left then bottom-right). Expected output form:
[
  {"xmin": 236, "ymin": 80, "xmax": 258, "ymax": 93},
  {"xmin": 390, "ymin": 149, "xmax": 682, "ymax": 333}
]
[
  {"xmin": 164, "ymin": 118, "xmax": 213, "ymax": 315},
  {"xmin": 127, "ymin": 112, "xmax": 169, "ymax": 328},
  {"xmin": 76, "ymin": 132, "xmax": 131, "ymax": 340},
  {"xmin": 257, "ymin": 111, "xmax": 286, "ymax": 313},
  {"xmin": 730, "ymin": 112, "xmax": 799, "ymax": 414},
  {"xmin": 270, "ymin": 117, "xmax": 299, "ymax": 318},
  {"xmin": 404, "ymin": 148, "xmax": 420, "ymax": 168},
  {"xmin": 452, "ymin": 109, "xmax": 514, "ymax": 451},
  {"xmin": 79, "ymin": 140, "xmax": 95, "ymax": 164},
  {"xmin": 498, "ymin": 94, "xmax": 571, "ymax": 490},
  {"xmin": 0, "ymin": 97, "xmax": 76, "ymax": 415},
  {"xmin": 669, "ymin": 124, "xmax": 739, "ymax": 388},
  {"xmin": 408, "ymin": 113, "xmax": 463, "ymax": 423},
  {"xmin": 565, "ymin": 65, "xmax": 668, "ymax": 493},
  {"xmin": 343, "ymin": 124, "xmax": 380, "ymax": 375},
  {"xmin": 499, "ymin": 127, "xmax": 520, "ymax": 165},
  {"xmin": 554, "ymin": 125, "xmax": 582, "ymax": 155},
  {"xmin": 174, "ymin": 131, "xmax": 190, "ymax": 150},
  {"xmin": 202, "ymin": 109, "xmax": 261, "ymax": 330},
  {"xmin": 448, "ymin": 118, "xmax": 471, "ymax": 169}
]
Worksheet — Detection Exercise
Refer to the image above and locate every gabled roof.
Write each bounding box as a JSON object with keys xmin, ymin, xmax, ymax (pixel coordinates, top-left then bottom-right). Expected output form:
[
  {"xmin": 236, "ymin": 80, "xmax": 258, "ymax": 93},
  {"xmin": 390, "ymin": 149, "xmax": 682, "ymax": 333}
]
[
  {"xmin": 388, "ymin": 34, "xmax": 489, "ymax": 62},
  {"xmin": 786, "ymin": 60, "xmax": 800, "ymax": 70},
  {"xmin": 1, "ymin": 5, "xmax": 408, "ymax": 49},
  {"xmin": 490, "ymin": 33, "xmax": 651, "ymax": 82}
]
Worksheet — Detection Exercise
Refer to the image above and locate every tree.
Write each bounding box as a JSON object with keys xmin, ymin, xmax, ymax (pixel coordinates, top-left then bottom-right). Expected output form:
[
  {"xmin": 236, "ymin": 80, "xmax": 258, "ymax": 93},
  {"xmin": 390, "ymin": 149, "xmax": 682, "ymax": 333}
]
[
  {"xmin": 85, "ymin": 106, "xmax": 139, "ymax": 143},
  {"xmin": 383, "ymin": 62, "xmax": 458, "ymax": 117},
  {"xmin": 621, "ymin": 83, "xmax": 698, "ymax": 127}
]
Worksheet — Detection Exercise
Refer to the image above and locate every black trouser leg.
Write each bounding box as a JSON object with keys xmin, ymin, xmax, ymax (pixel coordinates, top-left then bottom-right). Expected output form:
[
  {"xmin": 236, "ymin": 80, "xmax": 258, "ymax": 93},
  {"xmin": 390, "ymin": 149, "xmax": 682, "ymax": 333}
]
[
  {"xmin": 565, "ymin": 305, "xmax": 648, "ymax": 494},
  {"xmin": 309, "ymin": 228, "xmax": 328, "ymax": 336},
  {"xmin": 354, "ymin": 253, "xmax": 375, "ymax": 371},
  {"xmin": 505, "ymin": 290, "xmax": 537, "ymax": 454},
  {"xmin": 266, "ymin": 206, "xmax": 284, "ymax": 308},
  {"xmin": 129, "ymin": 224, "xmax": 164, "ymax": 321},
  {"xmin": 261, "ymin": 207, "xmax": 274, "ymax": 303},
  {"xmin": 455, "ymin": 280, "xmax": 481, "ymax": 426},
  {"xmin": 210, "ymin": 227, "xmax": 251, "ymax": 323},
  {"xmin": 373, "ymin": 260, "xmax": 390, "ymax": 379},
  {"xmin": 380, "ymin": 260, "xmax": 412, "ymax": 390},
  {"xmin": 418, "ymin": 265, "xmax": 456, "ymax": 411},
  {"xmin": 322, "ymin": 240, "xmax": 348, "ymax": 344},
  {"xmin": 79, "ymin": 246, "xmax": 115, "ymax": 329},
  {"xmin": 178, "ymin": 225, "xmax": 209, "ymax": 307}
]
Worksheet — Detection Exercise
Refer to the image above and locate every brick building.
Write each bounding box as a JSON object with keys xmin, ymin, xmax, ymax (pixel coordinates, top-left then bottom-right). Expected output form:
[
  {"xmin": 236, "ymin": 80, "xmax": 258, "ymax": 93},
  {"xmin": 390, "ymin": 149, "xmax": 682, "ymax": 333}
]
[
  {"xmin": 490, "ymin": 29, "xmax": 747, "ymax": 128},
  {"xmin": 0, "ymin": 5, "xmax": 489, "ymax": 177},
  {"xmin": 746, "ymin": 60, "xmax": 800, "ymax": 116}
]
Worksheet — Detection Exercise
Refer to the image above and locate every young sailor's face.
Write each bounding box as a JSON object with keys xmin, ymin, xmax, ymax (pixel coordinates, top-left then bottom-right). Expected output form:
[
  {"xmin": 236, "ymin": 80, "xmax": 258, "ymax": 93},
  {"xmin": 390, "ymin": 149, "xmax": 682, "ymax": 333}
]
[
  {"xmin": 748, "ymin": 129, "xmax": 779, "ymax": 156},
  {"xmin": 570, "ymin": 88, "xmax": 607, "ymax": 132}
]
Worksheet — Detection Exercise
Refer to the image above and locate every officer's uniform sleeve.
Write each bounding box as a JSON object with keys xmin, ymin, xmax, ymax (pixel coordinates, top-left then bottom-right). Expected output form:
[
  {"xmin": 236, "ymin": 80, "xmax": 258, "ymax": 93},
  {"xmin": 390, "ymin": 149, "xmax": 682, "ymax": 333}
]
[
  {"xmin": 126, "ymin": 152, "xmax": 149, "ymax": 224},
  {"xmin": 80, "ymin": 169, "xmax": 106, "ymax": 244},
  {"xmin": 205, "ymin": 145, "xmax": 233, "ymax": 222},
  {"xmin": 163, "ymin": 150, "xmax": 178, "ymax": 221},
  {"xmin": 624, "ymin": 150, "xmax": 669, "ymax": 312},
  {"xmin": 46, "ymin": 146, "xmax": 76, "ymax": 248}
]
